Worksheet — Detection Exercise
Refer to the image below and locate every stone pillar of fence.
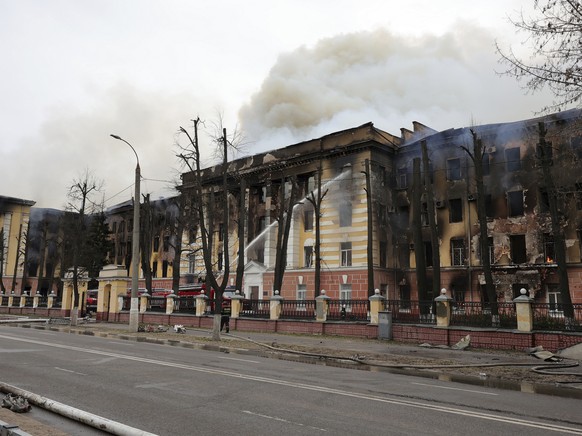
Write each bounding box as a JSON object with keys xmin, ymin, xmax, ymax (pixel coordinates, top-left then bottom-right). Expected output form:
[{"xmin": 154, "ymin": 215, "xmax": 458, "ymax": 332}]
[
  {"xmin": 513, "ymin": 288, "xmax": 533, "ymax": 332},
  {"xmin": 20, "ymin": 292, "xmax": 27, "ymax": 308},
  {"xmin": 315, "ymin": 290, "xmax": 331, "ymax": 322},
  {"xmin": 434, "ymin": 288, "xmax": 452, "ymax": 327},
  {"xmin": 139, "ymin": 291, "xmax": 150, "ymax": 314},
  {"xmin": 270, "ymin": 290, "xmax": 283, "ymax": 320},
  {"xmin": 195, "ymin": 292, "xmax": 208, "ymax": 316},
  {"xmin": 166, "ymin": 292, "xmax": 178, "ymax": 315},
  {"xmin": 33, "ymin": 293, "xmax": 39, "ymax": 309},
  {"xmin": 231, "ymin": 291, "xmax": 243, "ymax": 319},
  {"xmin": 8, "ymin": 292, "xmax": 14, "ymax": 308},
  {"xmin": 47, "ymin": 291, "xmax": 56, "ymax": 309},
  {"xmin": 369, "ymin": 289, "xmax": 385, "ymax": 325},
  {"xmin": 61, "ymin": 285, "xmax": 73, "ymax": 312}
]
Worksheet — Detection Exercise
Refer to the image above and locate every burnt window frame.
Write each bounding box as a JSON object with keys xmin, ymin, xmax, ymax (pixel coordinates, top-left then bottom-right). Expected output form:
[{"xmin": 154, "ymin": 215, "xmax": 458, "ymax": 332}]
[
  {"xmin": 447, "ymin": 157, "xmax": 462, "ymax": 181},
  {"xmin": 505, "ymin": 147, "xmax": 521, "ymax": 172},
  {"xmin": 340, "ymin": 242, "xmax": 352, "ymax": 267},
  {"xmin": 450, "ymin": 238, "xmax": 466, "ymax": 266},
  {"xmin": 449, "ymin": 198, "xmax": 463, "ymax": 223},
  {"xmin": 339, "ymin": 201, "xmax": 353, "ymax": 227},
  {"xmin": 543, "ymin": 233, "xmax": 555, "ymax": 263},
  {"xmin": 482, "ymin": 152, "xmax": 491, "ymax": 176},
  {"xmin": 510, "ymin": 234, "xmax": 527, "ymax": 264},
  {"xmin": 397, "ymin": 166, "xmax": 408, "ymax": 189},
  {"xmin": 507, "ymin": 190, "xmax": 524, "ymax": 217}
]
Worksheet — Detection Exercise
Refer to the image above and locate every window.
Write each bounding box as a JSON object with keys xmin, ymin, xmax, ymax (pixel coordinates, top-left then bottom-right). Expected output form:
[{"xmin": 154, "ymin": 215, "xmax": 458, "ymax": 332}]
[
  {"xmin": 188, "ymin": 253, "xmax": 196, "ymax": 274},
  {"xmin": 257, "ymin": 186, "xmax": 266, "ymax": 204},
  {"xmin": 304, "ymin": 246, "xmax": 313, "ymax": 268},
  {"xmin": 507, "ymin": 191, "xmax": 524, "ymax": 217},
  {"xmin": 510, "ymin": 234, "xmax": 527, "ymax": 264},
  {"xmin": 547, "ymin": 284, "xmax": 562, "ymax": 312},
  {"xmin": 162, "ymin": 260, "xmax": 168, "ymax": 278},
  {"xmin": 297, "ymin": 284, "xmax": 307, "ymax": 308},
  {"xmin": 152, "ymin": 261, "xmax": 158, "ymax": 278},
  {"xmin": 421, "ymin": 203, "xmax": 429, "ymax": 227},
  {"xmin": 543, "ymin": 233, "xmax": 555, "ymax": 263},
  {"xmin": 379, "ymin": 241, "xmax": 387, "ymax": 267},
  {"xmin": 340, "ymin": 242, "xmax": 352, "ymax": 267},
  {"xmin": 447, "ymin": 158, "xmax": 462, "ymax": 180},
  {"xmin": 256, "ymin": 248, "xmax": 264, "ymax": 264},
  {"xmin": 424, "ymin": 241, "xmax": 433, "ymax": 267},
  {"xmin": 163, "ymin": 235, "xmax": 170, "ymax": 252},
  {"xmin": 397, "ymin": 166, "xmax": 407, "ymax": 189},
  {"xmin": 218, "ymin": 251, "xmax": 223, "ymax": 271},
  {"xmin": 153, "ymin": 236, "xmax": 160, "ymax": 252},
  {"xmin": 449, "ymin": 198, "xmax": 463, "ymax": 223},
  {"xmin": 218, "ymin": 223, "xmax": 224, "ymax": 241},
  {"xmin": 339, "ymin": 201, "xmax": 352, "ymax": 227},
  {"xmin": 340, "ymin": 283, "xmax": 352, "ymax": 301},
  {"xmin": 399, "ymin": 284, "xmax": 411, "ymax": 309},
  {"xmin": 506, "ymin": 147, "xmax": 521, "ymax": 172},
  {"xmin": 304, "ymin": 210, "xmax": 313, "ymax": 231},
  {"xmin": 189, "ymin": 227, "xmax": 197, "ymax": 244},
  {"xmin": 488, "ymin": 236, "xmax": 495, "ymax": 265},
  {"xmin": 485, "ymin": 194, "xmax": 494, "ymax": 218},
  {"xmin": 112, "ymin": 222, "xmax": 117, "ymax": 233},
  {"xmin": 450, "ymin": 238, "xmax": 466, "ymax": 266}
]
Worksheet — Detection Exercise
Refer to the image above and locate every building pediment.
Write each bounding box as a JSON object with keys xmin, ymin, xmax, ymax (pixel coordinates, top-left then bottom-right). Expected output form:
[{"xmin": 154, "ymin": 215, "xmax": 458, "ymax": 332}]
[{"xmin": 244, "ymin": 260, "xmax": 267, "ymax": 274}]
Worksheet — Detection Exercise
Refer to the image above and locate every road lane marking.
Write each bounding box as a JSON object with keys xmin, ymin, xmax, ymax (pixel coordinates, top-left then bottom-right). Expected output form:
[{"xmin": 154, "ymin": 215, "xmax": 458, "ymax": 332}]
[
  {"xmin": 243, "ymin": 410, "xmax": 327, "ymax": 432},
  {"xmin": 217, "ymin": 356, "xmax": 261, "ymax": 363},
  {"xmin": 1, "ymin": 333, "xmax": 581, "ymax": 434},
  {"xmin": 55, "ymin": 367, "xmax": 87, "ymax": 376},
  {"xmin": 411, "ymin": 382, "xmax": 499, "ymax": 396}
]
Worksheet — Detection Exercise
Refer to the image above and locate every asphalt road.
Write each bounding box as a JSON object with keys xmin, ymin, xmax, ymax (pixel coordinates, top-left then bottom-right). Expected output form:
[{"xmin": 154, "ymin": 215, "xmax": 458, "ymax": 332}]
[{"xmin": 1, "ymin": 326, "xmax": 581, "ymax": 436}]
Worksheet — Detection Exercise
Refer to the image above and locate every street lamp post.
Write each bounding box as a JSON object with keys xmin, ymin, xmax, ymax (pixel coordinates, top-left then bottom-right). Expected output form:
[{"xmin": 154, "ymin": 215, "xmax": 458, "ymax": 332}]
[{"xmin": 110, "ymin": 134, "xmax": 140, "ymax": 332}]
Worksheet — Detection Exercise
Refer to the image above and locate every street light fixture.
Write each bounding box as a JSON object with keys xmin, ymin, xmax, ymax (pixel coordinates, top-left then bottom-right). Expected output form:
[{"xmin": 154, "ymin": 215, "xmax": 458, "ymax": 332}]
[{"xmin": 110, "ymin": 134, "xmax": 140, "ymax": 332}]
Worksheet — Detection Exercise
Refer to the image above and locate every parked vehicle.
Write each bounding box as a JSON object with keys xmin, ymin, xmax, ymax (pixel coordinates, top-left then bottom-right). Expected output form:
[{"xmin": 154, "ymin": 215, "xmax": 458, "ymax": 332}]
[{"xmin": 86, "ymin": 290, "xmax": 98, "ymax": 312}]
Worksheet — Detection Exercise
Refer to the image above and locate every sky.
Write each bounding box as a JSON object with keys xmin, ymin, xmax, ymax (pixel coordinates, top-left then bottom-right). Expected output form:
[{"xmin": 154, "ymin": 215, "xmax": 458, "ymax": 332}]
[{"xmin": 0, "ymin": 0, "xmax": 558, "ymax": 209}]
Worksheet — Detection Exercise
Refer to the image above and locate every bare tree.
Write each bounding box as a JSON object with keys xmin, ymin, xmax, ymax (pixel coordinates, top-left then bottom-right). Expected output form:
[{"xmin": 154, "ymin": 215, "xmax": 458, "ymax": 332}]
[
  {"xmin": 65, "ymin": 170, "xmax": 103, "ymax": 325},
  {"xmin": 497, "ymin": 1, "xmax": 582, "ymax": 112},
  {"xmin": 0, "ymin": 228, "xmax": 6, "ymax": 294}
]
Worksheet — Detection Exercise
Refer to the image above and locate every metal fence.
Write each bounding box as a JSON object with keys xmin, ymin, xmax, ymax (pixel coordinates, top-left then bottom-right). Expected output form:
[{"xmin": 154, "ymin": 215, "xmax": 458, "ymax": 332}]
[
  {"xmin": 450, "ymin": 302, "xmax": 517, "ymax": 328},
  {"xmin": 240, "ymin": 299, "xmax": 270, "ymax": 318},
  {"xmin": 327, "ymin": 299, "xmax": 370, "ymax": 321},
  {"xmin": 385, "ymin": 300, "xmax": 436, "ymax": 325},
  {"xmin": 532, "ymin": 303, "xmax": 582, "ymax": 332},
  {"xmin": 280, "ymin": 300, "xmax": 316, "ymax": 319}
]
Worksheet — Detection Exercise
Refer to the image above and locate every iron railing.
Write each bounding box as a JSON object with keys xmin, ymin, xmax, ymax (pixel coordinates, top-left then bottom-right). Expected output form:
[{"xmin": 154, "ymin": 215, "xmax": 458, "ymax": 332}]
[
  {"xmin": 280, "ymin": 300, "xmax": 316, "ymax": 319},
  {"xmin": 240, "ymin": 299, "xmax": 270, "ymax": 319},
  {"xmin": 385, "ymin": 300, "xmax": 436, "ymax": 325},
  {"xmin": 532, "ymin": 303, "xmax": 582, "ymax": 332},
  {"xmin": 327, "ymin": 299, "xmax": 370, "ymax": 321},
  {"xmin": 450, "ymin": 302, "xmax": 516, "ymax": 328}
]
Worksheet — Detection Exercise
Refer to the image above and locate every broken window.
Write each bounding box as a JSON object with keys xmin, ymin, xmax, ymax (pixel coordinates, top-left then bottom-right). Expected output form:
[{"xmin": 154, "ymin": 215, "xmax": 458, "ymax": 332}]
[
  {"xmin": 162, "ymin": 260, "xmax": 168, "ymax": 277},
  {"xmin": 400, "ymin": 284, "xmax": 411, "ymax": 309},
  {"xmin": 449, "ymin": 198, "xmax": 463, "ymax": 223},
  {"xmin": 447, "ymin": 158, "xmax": 462, "ymax": 181},
  {"xmin": 339, "ymin": 201, "xmax": 352, "ymax": 227},
  {"xmin": 153, "ymin": 236, "xmax": 160, "ymax": 252},
  {"xmin": 304, "ymin": 209, "xmax": 313, "ymax": 231},
  {"xmin": 152, "ymin": 261, "xmax": 158, "ymax": 278},
  {"xmin": 450, "ymin": 238, "xmax": 466, "ymax": 266},
  {"xmin": 188, "ymin": 253, "xmax": 196, "ymax": 274},
  {"xmin": 505, "ymin": 147, "xmax": 521, "ymax": 172},
  {"xmin": 507, "ymin": 190, "xmax": 524, "ymax": 217},
  {"xmin": 397, "ymin": 166, "xmax": 407, "ymax": 189},
  {"xmin": 424, "ymin": 241, "xmax": 433, "ymax": 267},
  {"xmin": 379, "ymin": 241, "xmax": 387, "ymax": 267},
  {"xmin": 257, "ymin": 186, "xmax": 266, "ymax": 204},
  {"xmin": 543, "ymin": 233, "xmax": 555, "ymax": 263},
  {"xmin": 478, "ymin": 236, "xmax": 494, "ymax": 265},
  {"xmin": 547, "ymin": 284, "xmax": 562, "ymax": 312},
  {"xmin": 304, "ymin": 245, "xmax": 313, "ymax": 268},
  {"xmin": 485, "ymin": 194, "xmax": 494, "ymax": 218},
  {"xmin": 421, "ymin": 202, "xmax": 429, "ymax": 226},
  {"xmin": 510, "ymin": 234, "xmax": 527, "ymax": 264},
  {"xmin": 340, "ymin": 242, "xmax": 352, "ymax": 266}
]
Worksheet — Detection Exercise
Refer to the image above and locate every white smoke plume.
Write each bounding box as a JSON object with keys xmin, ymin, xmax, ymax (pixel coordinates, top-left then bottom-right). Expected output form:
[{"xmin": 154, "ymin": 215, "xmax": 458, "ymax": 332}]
[{"xmin": 239, "ymin": 24, "xmax": 554, "ymax": 152}]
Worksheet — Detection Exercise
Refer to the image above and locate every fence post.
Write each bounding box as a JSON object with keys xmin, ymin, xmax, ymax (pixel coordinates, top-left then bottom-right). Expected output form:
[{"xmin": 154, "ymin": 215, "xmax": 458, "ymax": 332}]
[
  {"xmin": 139, "ymin": 291, "xmax": 150, "ymax": 314},
  {"xmin": 315, "ymin": 290, "xmax": 331, "ymax": 322},
  {"xmin": 166, "ymin": 292, "xmax": 178, "ymax": 315},
  {"xmin": 513, "ymin": 288, "xmax": 533, "ymax": 332},
  {"xmin": 47, "ymin": 291, "xmax": 55, "ymax": 309},
  {"xmin": 369, "ymin": 289, "xmax": 385, "ymax": 325},
  {"xmin": 434, "ymin": 288, "xmax": 452, "ymax": 327},
  {"xmin": 270, "ymin": 290, "xmax": 283, "ymax": 320},
  {"xmin": 8, "ymin": 291, "xmax": 14, "ymax": 308},
  {"xmin": 33, "ymin": 293, "xmax": 39, "ymax": 309},
  {"xmin": 195, "ymin": 292, "xmax": 208, "ymax": 316},
  {"xmin": 231, "ymin": 291, "xmax": 243, "ymax": 319},
  {"xmin": 20, "ymin": 291, "xmax": 27, "ymax": 308}
]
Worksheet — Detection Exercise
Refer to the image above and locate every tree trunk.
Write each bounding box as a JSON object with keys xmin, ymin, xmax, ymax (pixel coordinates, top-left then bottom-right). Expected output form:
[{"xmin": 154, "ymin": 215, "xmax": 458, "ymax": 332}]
[
  {"xmin": 421, "ymin": 141, "xmax": 440, "ymax": 299},
  {"xmin": 364, "ymin": 159, "xmax": 375, "ymax": 297},
  {"xmin": 235, "ymin": 178, "xmax": 246, "ymax": 294},
  {"xmin": 412, "ymin": 158, "xmax": 429, "ymax": 313}
]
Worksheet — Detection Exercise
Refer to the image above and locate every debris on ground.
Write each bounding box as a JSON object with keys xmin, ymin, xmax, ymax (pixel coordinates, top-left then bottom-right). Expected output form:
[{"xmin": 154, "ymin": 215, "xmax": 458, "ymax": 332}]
[
  {"xmin": 2, "ymin": 394, "xmax": 31, "ymax": 413},
  {"xmin": 173, "ymin": 324, "xmax": 186, "ymax": 334},
  {"xmin": 138, "ymin": 324, "xmax": 168, "ymax": 333}
]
